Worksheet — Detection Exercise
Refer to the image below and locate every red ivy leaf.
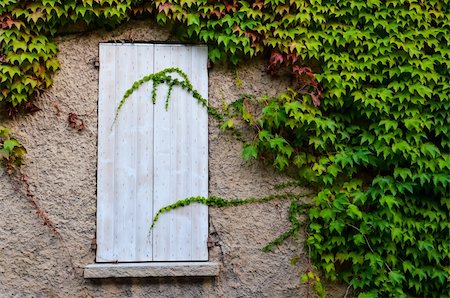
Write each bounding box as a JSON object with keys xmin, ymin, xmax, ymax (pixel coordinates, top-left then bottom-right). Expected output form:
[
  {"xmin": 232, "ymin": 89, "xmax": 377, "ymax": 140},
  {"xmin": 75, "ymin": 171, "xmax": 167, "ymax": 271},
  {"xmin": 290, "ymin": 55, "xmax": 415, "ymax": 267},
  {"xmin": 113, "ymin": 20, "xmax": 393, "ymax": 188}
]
[
  {"xmin": 210, "ymin": 9, "xmax": 223, "ymax": 18},
  {"xmin": 292, "ymin": 66, "xmax": 322, "ymax": 106},
  {"xmin": 267, "ymin": 52, "xmax": 323, "ymax": 106},
  {"xmin": 0, "ymin": 15, "xmax": 14, "ymax": 29},
  {"xmin": 232, "ymin": 24, "xmax": 241, "ymax": 34},
  {"xmin": 225, "ymin": 1, "xmax": 238, "ymax": 12},
  {"xmin": 268, "ymin": 51, "xmax": 284, "ymax": 73},
  {"xmin": 252, "ymin": 1, "xmax": 264, "ymax": 9},
  {"xmin": 286, "ymin": 53, "xmax": 298, "ymax": 64},
  {"xmin": 292, "ymin": 65, "xmax": 315, "ymax": 81},
  {"xmin": 310, "ymin": 92, "xmax": 321, "ymax": 107},
  {"xmin": 270, "ymin": 51, "xmax": 284, "ymax": 65},
  {"xmin": 158, "ymin": 3, "xmax": 172, "ymax": 13},
  {"xmin": 245, "ymin": 31, "xmax": 259, "ymax": 46}
]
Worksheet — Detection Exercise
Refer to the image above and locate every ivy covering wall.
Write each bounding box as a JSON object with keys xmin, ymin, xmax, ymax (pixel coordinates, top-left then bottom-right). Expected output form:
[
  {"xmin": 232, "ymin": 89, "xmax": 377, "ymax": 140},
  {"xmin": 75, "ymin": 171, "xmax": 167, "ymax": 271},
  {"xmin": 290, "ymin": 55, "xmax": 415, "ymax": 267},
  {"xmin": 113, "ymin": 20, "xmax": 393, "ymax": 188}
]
[{"xmin": 0, "ymin": 0, "xmax": 449, "ymax": 297}]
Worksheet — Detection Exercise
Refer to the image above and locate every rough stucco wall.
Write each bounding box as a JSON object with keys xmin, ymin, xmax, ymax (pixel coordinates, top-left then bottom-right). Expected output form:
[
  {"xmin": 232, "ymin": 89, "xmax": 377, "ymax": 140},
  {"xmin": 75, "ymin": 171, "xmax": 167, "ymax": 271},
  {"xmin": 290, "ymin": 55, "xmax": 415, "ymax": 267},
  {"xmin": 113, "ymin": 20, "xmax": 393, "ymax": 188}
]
[{"xmin": 0, "ymin": 21, "xmax": 346, "ymax": 297}]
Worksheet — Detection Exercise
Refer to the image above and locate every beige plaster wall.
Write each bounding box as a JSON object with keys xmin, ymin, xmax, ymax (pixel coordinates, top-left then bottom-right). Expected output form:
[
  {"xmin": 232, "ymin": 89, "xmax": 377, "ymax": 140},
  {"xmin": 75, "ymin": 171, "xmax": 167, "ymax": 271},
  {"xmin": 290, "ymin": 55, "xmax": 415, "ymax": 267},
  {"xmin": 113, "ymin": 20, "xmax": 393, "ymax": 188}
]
[{"xmin": 0, "ymin": 21, "xmax": 346, "ymax": 297}]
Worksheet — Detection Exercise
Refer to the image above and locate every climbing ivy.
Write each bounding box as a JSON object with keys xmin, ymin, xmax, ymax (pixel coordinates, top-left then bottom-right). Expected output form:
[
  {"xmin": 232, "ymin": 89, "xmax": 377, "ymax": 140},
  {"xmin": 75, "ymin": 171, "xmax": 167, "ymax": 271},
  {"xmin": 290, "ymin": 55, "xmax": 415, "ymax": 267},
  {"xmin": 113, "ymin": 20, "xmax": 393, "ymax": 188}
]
[
  {"xmin": 2, "ymin": 0, "xmax": 450, "ymax": 297},
  {"xmin": 232, "ymin": 90, "xmax": 450, "ymax": 297},
  {"xmin": 116, "ymin": 67, "xmax": 223, "ymax": 122}
]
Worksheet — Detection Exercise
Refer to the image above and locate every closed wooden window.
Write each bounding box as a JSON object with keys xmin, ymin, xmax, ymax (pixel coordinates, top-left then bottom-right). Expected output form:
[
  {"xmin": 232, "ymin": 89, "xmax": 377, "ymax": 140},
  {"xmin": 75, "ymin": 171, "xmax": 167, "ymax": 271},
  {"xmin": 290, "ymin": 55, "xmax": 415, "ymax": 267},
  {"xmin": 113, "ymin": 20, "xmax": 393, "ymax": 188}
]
[{"xmin": 96, "ymin": 43, "xmax": 208, "ymax": 262}]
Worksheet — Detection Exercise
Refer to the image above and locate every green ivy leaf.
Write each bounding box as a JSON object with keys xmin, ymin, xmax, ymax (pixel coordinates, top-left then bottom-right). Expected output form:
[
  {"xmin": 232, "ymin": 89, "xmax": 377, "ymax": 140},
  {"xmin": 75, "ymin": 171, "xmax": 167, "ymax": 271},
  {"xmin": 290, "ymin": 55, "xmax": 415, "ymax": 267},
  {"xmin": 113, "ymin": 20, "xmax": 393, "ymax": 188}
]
[
  {"xmin": 186, "ymin": 14, "xmax": 200, "ymax": 26},
  {"xmin": 208, "ymin": 48, "xmax": 222, "ymax": 61},
  {"xmin": 3, "ymin": 139, "xmax": 20, "ymax": 152},
  {"xmin": 393, "ymin": 168, "xmax": 412, "ymax": 181},
  {"xmin": 358, "ymin": 290, "xmax": 379, "ymax": 298},
  {"xmin": 389, "ymin": 271, "xmax": 405, "ymax": 285},
  {"xmin": 420, "ymin": 143, "xmax": 440, "ymax": 158},
  {"xmin": 380, "ymin": 195, "xmax": 398, "ymax": 210},
  {"xmin": 329, "ymin": 219, "xmax": 345, "ymax": 234},
  {"xmin": 242, "ymin": 144, "xmax": 257, "ymax": 160},
  {"xmin": 269, "ymin": 137, "xmax": 287, "ymax": 149},
  {"xmin": 274, "ymin": 154, "xmax": 288, "ymax": 170},
  {"xmin": 347, "ymin": 204, "xmax": 363, "ymax": 219}
]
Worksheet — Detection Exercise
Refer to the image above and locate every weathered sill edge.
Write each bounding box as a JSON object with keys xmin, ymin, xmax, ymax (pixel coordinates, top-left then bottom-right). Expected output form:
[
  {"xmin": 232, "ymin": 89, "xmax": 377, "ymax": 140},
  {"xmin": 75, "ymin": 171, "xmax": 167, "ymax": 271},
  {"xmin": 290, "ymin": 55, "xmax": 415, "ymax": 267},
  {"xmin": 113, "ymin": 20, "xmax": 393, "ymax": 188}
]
[{"xmin": 84, "ymin": 262, "xmax": 221, "ymax": 278}]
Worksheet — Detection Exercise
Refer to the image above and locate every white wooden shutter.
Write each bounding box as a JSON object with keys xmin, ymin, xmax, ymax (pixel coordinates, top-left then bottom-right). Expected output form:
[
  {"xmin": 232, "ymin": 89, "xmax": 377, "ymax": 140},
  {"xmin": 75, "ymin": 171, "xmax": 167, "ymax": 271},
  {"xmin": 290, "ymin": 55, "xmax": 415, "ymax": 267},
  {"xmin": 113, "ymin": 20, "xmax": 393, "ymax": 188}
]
[{"xmin": 97, "ymin": 43, "xmax": 208, "ymax": 262}]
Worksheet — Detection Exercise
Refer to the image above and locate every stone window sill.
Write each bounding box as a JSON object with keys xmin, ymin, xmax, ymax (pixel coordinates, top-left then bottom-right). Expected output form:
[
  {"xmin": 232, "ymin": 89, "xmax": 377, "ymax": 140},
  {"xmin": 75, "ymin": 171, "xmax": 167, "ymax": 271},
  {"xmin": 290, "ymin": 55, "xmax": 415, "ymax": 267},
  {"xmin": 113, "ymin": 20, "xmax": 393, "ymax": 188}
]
[{"xmin": 84, "ymin": 262, "xmax": 221, "ymax": 278}]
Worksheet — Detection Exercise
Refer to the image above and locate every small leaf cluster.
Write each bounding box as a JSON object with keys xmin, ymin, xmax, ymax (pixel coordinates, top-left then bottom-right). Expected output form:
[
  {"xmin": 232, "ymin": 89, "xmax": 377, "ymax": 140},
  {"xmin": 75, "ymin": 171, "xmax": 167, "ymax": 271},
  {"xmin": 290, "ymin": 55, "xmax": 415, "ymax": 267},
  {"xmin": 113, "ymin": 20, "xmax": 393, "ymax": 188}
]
[
  {"xmin": 116, "ymin": 67, "xmax": 223, "ymax": 123},
  {"xmin": 0, "ymin": 126, "xmax": 26, "ymax": 172},
  {"xmin": 300, "ymin": 271, "xmax": 326, "ymax": 298}
]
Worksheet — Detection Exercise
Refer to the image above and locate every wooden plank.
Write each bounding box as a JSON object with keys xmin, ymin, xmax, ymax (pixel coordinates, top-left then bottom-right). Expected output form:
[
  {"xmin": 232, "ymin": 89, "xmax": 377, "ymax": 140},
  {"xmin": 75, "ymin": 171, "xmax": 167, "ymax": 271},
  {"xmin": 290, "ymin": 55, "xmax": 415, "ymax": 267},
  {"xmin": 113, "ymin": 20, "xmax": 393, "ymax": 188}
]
[
  {"xmin": 134, "ymin": 44, "xmax": 154, "ymax": 261},
  {"xmin": 190, "ymin": 45, "xmax": 209, "ymax": 261},
  {"xmin": 171, "ymin": 46, "xmax": 192, "ymax": 260},
  {"xmin": 152, "ymin": 44, "xmax": 209, "ymax": 261},
  {"xmin": 152, "ymin": 45, "xmax": 172, "ymax": 261},
  {"xmin": 96, "ymin": 44, "xmax": 116, "ymax": 262},
  {"xmin": 168, "ymin": 46, "xmax": 178, "ymax": 260},
  {"xmin": 113, "ymin": 44, "xmax": 138, "ymax": 261}
]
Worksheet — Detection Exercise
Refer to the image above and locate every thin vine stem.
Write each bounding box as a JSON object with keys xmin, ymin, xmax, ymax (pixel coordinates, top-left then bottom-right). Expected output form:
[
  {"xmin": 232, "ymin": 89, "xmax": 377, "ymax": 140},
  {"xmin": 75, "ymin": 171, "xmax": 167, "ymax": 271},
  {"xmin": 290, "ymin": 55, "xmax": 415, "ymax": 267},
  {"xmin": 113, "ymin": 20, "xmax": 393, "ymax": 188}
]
[
  {"xmin": 348, "ymin": 223, "xmax": 392, "ymax": 273},
  {"xmin": 150, "ymin": 193, "xmax": 313, "ymax": 252},
  {"xmin": 150, "ymin": 193, "xmax": 313, "ymax": 230}
]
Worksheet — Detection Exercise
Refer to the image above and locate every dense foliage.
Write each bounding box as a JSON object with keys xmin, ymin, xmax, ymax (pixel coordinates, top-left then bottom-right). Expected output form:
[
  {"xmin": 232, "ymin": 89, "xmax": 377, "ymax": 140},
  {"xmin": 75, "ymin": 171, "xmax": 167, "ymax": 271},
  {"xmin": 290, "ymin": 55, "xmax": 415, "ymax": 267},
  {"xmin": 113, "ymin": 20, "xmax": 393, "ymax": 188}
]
[
  {"xmin": 231, "ymin": 88, "xmax": 449, "ymax": 297},
  {"xmin": 1, "ymin": 0, "xmax": 450, "ymax": 297}
]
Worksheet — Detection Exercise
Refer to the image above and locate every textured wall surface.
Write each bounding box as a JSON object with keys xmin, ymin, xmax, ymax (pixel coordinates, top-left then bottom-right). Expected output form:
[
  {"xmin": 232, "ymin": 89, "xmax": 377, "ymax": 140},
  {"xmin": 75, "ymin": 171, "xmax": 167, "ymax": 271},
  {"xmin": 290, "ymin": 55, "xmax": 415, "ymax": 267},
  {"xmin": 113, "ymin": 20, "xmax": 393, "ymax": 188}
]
[{"xmin": 0, "ymin": 21, "xmax": 346, "ymax": 297}]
